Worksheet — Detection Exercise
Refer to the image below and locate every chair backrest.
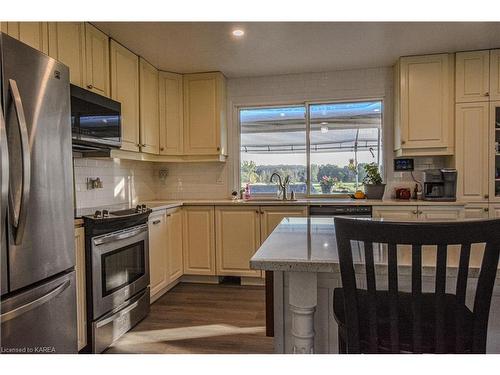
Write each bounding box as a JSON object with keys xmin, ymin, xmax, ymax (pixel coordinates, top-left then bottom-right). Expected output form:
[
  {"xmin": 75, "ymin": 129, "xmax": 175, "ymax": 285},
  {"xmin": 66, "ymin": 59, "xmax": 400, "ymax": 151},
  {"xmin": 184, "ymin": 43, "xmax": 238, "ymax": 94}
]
[{"xmin": 334, "ymin": 217, "xmax": 500, "ymax": 354}]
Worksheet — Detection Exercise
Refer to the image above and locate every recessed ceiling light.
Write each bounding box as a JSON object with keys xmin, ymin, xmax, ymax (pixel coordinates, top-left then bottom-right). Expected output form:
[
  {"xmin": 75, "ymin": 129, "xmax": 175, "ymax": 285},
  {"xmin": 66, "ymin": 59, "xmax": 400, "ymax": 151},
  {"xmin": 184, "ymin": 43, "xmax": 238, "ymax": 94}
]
[
  {"xmin": 279, "ymin": 112, "xmax": 285, "ymax": 117},
  {"xmin": 232, "ymin": 29, "xmax": 245, "ymax": 37}
]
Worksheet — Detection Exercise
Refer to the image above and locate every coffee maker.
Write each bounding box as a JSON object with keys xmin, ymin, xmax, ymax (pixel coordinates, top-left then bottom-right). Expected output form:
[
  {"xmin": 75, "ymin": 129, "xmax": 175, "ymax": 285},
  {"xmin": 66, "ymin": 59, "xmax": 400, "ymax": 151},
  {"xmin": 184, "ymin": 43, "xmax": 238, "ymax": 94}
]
[{"xmin": 422, "ymin": 169, "xmax": 457, "ymax": 201}]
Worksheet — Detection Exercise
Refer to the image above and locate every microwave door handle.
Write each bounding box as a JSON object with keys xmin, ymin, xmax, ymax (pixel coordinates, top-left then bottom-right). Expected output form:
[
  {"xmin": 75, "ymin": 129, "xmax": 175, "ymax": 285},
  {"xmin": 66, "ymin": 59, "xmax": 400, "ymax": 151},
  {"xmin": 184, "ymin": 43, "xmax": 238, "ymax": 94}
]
[
  {"xmin": 0, "ymin": 104, "xmax": 9, "ymax": 242},
  {"xmin": 8, "ymin": 79, "xmax": 31, "ymax": 245}
]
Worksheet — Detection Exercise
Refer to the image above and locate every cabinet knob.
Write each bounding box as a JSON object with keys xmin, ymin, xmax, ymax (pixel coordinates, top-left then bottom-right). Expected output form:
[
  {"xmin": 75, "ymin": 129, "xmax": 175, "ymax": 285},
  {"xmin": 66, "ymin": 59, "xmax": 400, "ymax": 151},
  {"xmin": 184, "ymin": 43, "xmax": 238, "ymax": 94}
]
[
  {"xmin": 485, "ymin": 194, "xmax": 489, "ymax": 199},
  {"xmin": 160, "ymin": 147, "xmax": 165, "ymax": 151},
  {"xmin": 484, "ymin": 207, "xmax": 490, "ymax": 212},
  {"xmin": 152, "ymin": 220, "xmax": 161, "ymax": 225},
  {"xmin": 217, "ymin": 146, "xmax": 221, "ymax": 152},
  {"xmin": 87, "ymin": 84, "xmax": 93, "ymax": 89},
  {"xmin": 401, "ymin": 140, "xmax": 406, "ymax": 145},
  {"xmin": 412, "ymin": 210, "xmax": 418, "ymax": 215},
  {"xmin": 485, "ymin": 92, "xmax": 490, "ymax": 97}
]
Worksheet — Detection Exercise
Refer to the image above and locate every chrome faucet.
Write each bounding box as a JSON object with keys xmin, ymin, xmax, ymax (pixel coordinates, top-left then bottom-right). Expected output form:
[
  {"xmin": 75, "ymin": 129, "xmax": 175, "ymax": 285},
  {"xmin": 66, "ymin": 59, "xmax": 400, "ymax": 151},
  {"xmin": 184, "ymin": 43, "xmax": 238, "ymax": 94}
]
[{"xmin": 270, "ymin": 172, "xmax": 291, "ymax": 200}]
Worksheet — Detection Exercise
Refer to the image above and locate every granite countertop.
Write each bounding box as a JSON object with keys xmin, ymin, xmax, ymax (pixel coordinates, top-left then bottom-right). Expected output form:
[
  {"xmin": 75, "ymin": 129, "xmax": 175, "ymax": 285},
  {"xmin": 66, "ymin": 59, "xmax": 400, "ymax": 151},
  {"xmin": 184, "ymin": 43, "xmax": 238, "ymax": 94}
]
[
  {"xmin": 139, "ymin": 198, "xmax": 465, "ymax": 212},
  {"xmin": 249, "ymin": 217, "xmax": 490, "ymax": 277}
]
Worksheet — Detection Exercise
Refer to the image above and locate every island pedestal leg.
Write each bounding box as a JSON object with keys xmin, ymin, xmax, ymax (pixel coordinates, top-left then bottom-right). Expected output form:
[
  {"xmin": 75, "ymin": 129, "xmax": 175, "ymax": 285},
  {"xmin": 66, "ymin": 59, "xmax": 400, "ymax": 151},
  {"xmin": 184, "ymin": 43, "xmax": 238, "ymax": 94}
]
[{"xmin": 288, "ymin": 272, "xmax": 317, "ymax": 354}]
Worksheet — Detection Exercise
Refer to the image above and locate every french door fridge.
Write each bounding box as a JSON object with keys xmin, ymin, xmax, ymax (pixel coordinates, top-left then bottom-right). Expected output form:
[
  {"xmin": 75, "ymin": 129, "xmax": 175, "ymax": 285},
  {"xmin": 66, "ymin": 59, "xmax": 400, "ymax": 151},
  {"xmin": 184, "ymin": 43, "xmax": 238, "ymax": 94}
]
[{"xmin": 0, "ymin": 33, "xmax": 77, "ymax": 353}]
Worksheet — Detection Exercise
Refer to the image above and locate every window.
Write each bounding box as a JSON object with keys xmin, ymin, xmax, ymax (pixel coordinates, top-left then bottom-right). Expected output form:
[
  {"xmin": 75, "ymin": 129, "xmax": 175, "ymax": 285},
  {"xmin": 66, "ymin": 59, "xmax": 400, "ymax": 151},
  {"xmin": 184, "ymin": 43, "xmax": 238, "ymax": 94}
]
[{"xmin": 239, "ymin": 100, "xmax": 382, "ymax": 196}]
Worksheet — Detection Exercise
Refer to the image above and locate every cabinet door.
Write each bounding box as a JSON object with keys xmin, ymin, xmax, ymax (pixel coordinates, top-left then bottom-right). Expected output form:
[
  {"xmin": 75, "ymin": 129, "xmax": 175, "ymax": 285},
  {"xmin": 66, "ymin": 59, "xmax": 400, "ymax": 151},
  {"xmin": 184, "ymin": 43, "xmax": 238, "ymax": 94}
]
[
  {"xmin": 183, "ymin": 206, "xmax": 216, "ymax": 275},
  {"xmin": 183, "ymin": 72, "xmax": 226, "ymax": 155},
  {"xmin": 417, "ymin": 206, "xmax": 464, "ymax": 221},
  {"xmin": 490, "ymin": 50, "xmax": 500, "ymax": 101},
  {"xmin": 166, "ymin": 208, "xmax": 183, "ymax": 282},
  {"xmin": 159, "ymin": 72, "xmax": 183, "ymax": 155},
  {"xmin": 2, "ymin": 22, "xmax": 49, "ymax": 54},
  {"xmin": 489, "ymin": 204, "xmax": 500, "ymax": 219},
  {"xmin": 260, "ymin": 206, "xmax": 308, "ymax": 243},
  {"xmin": 455, "ymin": 50, "xmax": 490, "ymax": 103},
  {"xmin": 85, "ymin": 23, "xmax": 110, "ymax": 97},
  {"xmin": 110, "ymin": 40, "xmax": 140, "ymax": 152},
  {"xmin": 149, "ymin": 211, "xmax": 168, "ymax": 297},
  {"xmin": 74, "ymin": 227, "xmax": 87, "ymax": 351},
  {"xmin": 139, "ymin": 58, "xmax": 160, "ymax": 155},
  {"xmin": 372, "ymin": 206, "xmax": 418, "ymax": 221},
  {"xmin": 215, "ymin": 206, "xmax": 261, "ymax": 277},
  {"xmin": 464, "ymin": 204, "xmax": 490, "ymax": 219},
  {"xmin": 397, "ymin": 54, "xmax": 454, "ymax": 153},
  {"xmin": 48, "ymin": 22, "xmax": 86, "ymax": 87},
  {"xmin": 455, "ymin": 102, "xmax": 490, "ymax": 202}
]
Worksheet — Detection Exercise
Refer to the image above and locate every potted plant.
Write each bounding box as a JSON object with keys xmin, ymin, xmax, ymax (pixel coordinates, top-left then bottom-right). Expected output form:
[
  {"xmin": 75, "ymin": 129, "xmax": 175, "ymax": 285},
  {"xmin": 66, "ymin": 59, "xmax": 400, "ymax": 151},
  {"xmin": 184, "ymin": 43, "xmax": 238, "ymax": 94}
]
[
  {"xmin": 362, "ymin": 163, "xmax": 385, "ymax": 199},
  {"xmin": 320, "ymin": 176, "xmax": 336, "ymax": 194}
]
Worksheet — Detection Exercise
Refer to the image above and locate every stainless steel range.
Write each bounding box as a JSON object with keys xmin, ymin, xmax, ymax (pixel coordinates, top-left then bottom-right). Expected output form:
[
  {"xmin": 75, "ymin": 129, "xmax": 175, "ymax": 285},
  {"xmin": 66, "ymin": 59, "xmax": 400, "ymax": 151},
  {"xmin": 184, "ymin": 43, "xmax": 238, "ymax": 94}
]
[{"xmin": 82, "ymin": 204, "xmax": 152, "ymax": 353}]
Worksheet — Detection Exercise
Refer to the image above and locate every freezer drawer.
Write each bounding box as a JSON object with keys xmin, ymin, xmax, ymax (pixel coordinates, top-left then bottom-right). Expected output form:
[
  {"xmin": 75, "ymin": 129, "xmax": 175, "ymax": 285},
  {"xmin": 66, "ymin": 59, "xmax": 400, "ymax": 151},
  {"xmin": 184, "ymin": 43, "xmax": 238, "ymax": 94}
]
[{"xmin": 0, "ymin": 270, "xmax": 77, "ymax": 354}]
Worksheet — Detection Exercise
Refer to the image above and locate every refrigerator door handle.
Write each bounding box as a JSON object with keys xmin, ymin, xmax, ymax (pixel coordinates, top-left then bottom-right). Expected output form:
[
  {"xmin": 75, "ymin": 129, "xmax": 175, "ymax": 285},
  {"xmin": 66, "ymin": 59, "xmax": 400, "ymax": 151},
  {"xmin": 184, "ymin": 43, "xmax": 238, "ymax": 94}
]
[
  {"xmin": 0, "ymin": 279, "xmax": 70, "ymax": 323},
  {"xmin": 0, "ymin": 104, "xmax": 9, "ymax": 243},
  {"xmin": 8, "ymin": 78, "xmax": 31, "ymax": 245}
]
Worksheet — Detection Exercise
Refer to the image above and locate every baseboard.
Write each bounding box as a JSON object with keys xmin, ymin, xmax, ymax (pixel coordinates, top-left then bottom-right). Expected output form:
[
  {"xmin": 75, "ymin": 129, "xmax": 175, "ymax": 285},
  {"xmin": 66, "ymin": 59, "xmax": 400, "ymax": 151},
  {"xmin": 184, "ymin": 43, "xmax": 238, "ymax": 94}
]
[
  {"xmin": 241, "ymin": 277, "xmax": 265, "ymax": 286},
  {"xmin": 150, "ymin": 278, "xmax": 182, "ymax": 303},
  {"xmin": 180, "ymin": 275, "xmax": 221, "ymax": 284}
]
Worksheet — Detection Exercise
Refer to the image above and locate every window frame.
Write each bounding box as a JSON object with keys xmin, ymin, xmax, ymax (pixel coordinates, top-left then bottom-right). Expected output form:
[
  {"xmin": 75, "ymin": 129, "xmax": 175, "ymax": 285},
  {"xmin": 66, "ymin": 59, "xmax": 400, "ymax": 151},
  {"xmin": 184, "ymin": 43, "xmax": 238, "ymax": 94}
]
[{"xmin": 237, "ymin": 97, "xmax": 385, "ymax": 199}]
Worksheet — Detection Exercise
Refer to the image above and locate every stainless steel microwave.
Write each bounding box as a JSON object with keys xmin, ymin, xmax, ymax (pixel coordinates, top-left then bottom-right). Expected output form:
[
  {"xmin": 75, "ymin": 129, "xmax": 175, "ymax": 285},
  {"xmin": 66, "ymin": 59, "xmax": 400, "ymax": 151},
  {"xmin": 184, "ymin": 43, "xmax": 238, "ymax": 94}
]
[{"xmin": 70, "ymin": 84, "xmax": 121, "ymax": 151}]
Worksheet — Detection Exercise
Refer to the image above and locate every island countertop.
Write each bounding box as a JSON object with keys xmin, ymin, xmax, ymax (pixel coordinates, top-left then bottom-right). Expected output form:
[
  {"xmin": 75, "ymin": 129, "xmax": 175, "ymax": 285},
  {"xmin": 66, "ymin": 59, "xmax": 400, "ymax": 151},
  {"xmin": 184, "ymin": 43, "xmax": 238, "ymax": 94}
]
[{"xmin": 250, "ymin": 217, "xmax": 490, "ymax": 276}]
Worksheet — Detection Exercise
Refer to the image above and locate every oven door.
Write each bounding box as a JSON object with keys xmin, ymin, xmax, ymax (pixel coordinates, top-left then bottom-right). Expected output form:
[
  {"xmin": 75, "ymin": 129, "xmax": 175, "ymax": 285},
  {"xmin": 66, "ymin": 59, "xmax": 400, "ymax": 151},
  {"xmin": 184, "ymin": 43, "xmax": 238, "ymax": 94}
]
[{"xmin": 91, "ymin": 224, "xmax": 149, "ymax": 320}]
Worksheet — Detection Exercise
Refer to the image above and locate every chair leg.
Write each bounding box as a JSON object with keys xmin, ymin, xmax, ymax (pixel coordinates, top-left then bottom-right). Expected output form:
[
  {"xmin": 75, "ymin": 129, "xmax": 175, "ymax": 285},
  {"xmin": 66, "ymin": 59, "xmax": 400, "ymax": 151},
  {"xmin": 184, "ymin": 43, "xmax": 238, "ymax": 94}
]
[{"xmin": 338, "ymin": 331, "xmax": 347, "ymax": 354}]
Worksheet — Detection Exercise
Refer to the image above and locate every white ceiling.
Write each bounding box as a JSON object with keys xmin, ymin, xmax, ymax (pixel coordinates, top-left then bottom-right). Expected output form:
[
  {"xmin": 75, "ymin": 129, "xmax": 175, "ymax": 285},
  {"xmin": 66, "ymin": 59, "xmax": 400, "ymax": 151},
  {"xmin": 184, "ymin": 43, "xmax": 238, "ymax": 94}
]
[{"xmin": 93, "ymin": 22, "xmax": 500, "ymax": 78}]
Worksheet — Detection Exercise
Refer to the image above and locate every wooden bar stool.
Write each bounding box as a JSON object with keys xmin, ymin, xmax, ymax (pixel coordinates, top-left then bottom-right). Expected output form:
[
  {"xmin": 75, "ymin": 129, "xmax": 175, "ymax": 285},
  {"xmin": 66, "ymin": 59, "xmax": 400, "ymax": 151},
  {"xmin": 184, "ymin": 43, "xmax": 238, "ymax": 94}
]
[{"xmin": 333, "ymin": 217, "xmax": 500, "ymax": 354}]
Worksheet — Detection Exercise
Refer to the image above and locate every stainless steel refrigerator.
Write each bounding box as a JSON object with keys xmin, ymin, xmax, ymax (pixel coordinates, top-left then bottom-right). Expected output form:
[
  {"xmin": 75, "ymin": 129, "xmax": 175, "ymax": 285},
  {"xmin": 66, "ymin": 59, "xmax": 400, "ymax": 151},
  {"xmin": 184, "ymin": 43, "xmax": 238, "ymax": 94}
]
[{"xmin": 0, "ymin": 33, "xmax": 77, "ymax": 353}]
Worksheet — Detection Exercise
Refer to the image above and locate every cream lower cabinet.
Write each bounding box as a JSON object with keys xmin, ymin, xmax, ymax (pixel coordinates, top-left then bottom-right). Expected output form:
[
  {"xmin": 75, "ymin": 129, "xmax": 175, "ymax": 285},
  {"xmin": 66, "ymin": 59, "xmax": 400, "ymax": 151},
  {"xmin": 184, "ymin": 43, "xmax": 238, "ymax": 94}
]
[
  {"xmin": 166, "ymin": 207, "xmax": 184, "ymax": 281},
  {"xmin": 74, "ymin": 226, "xmax": 87, "ymax": 351},
  {"xmin": 465, "ymin": 204, "xmax": 490, "ymax": 219},
  {"xmin": 149, "ymin": 210, "xmax": 169, "ymax": 298},
  {"xmin": 110, "ymin": 40, "xmax": 140, "ymax": 152},
  {"xmin": 183, "ymin": 206, "xmax": 216, "ymax": 275},
  {"xmin": 139, "ymin": 58, "xmax": 160, "ymax": 154},
  {"xmin": 394, "ymin": 54, "xmax": 454, "ymax": 156},
  {"xmin": 260, "ymin": 206, "xmax": 308, "ymax": 242},
  {"xmin": 489, "ymin": 204, "xmax": 500, "ymax": 219},
  {"xmin": 372, "ymin": 205, "xmax": 464, "ymax": 221},
  {"xmin": 215, "ymin": 206, "xmax": 261, "ymax": 277},
  {"xmin": 455, "ymin": 102, "xmax": 490, "ymax": 202},
  {"xmin": 1, "ymin": 22, "xmax": 48, "ymax": 54},
  {"xmin": 48, "ymin": 22, "xmax": 86, "ymax": 87}
]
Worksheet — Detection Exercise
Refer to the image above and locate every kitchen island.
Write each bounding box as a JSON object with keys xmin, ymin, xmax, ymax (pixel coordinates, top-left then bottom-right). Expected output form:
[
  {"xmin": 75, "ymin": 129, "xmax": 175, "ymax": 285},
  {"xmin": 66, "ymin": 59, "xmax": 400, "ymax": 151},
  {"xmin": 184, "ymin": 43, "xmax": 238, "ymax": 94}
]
[{"xmin": 250, "ymin": 217, "xmax": 500, "ymax": 354}]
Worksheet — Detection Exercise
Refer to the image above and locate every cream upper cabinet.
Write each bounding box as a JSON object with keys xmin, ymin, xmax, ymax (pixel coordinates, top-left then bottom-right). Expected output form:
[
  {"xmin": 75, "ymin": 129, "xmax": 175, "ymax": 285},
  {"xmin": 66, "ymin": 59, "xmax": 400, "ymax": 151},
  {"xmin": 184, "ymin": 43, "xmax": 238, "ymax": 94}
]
[
  {"xmin": 85, "ymin": 23, "xmax": 110, "ymax": 97},
  {"xmin": 372, "ymin": 206, "xmax": 418, "ymax": 221},
  {"xmin": 159, "ymin": 72, "xmax": 184, "ymax": 155},
  {"xmin": 166, "ymin": 207, "xmax": 184, "ymax": 281},
  {"xmin": 110, "ymin": 40, "xmax": 140, "ymax": 152},
  {"xmin": 183, "ymin": 206, "xmax": 216, "ymax": 275},
  {"xmin": 139, "ymin": 58, "xmax": 160, "ymax": 155},
  {"xmin": 455, "ymin": 50, "xmax": 490, "ymax": 103},
  {"xmin": 215, "ymin": 206, "xmax": 261, "ymax": 277},
  {"xmin": 490, "ymin": 50, "xmax": 500, "ymax": 101},
  {"xmin": 48, "ymin": 22, "xmax": 86, "ymax": 87},
  {"xmin": 183, "ymin": 72, "xmax": 227, "ymax": 155},
  {"xmin": 464, "ymin": 204, "xmax": 490, "ymax": 219},
  {"xmin": 149, "ymin": 211, "xmax": 169, "ymax": 297},
  {"xmin": 260, "ymin": 206, "xmax": 308, "ymax": 242},
  {"xmin": 394, "ymin": 54, "xmax": 454, "ymax": 156},
  {"xmin": 1, "ymin": 22, "xmax": 48, "ymax": 54},
  {"xmin": 455, "ymin": 102, "xmax": 490, "ymax": 202},
  {"xmin": 74, "ymin": 226, "xmax": 87, "ymax": 351}
]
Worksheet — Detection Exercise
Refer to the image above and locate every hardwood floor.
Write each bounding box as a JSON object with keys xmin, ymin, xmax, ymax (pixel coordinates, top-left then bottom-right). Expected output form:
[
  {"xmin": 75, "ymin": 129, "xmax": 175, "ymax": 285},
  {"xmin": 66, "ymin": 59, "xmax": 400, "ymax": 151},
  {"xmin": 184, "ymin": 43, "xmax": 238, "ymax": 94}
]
[{"xmin": 106, "ymin": 282, "xmax": 274, "ymax": 354}]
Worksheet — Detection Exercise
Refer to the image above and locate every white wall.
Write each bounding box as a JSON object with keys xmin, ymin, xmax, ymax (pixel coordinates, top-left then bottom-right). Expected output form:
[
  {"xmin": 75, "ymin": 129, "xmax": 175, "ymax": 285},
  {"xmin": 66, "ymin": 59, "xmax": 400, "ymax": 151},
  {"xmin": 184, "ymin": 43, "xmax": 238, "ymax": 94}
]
[{"xmin": 74, "ymin": 66, "xmax": 449, "ymax": 207}]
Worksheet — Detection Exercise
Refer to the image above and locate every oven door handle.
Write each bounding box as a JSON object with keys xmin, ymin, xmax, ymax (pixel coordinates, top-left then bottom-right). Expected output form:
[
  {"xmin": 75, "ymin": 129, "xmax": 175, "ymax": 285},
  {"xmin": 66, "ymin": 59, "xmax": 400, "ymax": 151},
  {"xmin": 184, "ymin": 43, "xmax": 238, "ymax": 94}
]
[{"xmin": 93, "ymin": 224, "xmax": 147, "ymax": 246}]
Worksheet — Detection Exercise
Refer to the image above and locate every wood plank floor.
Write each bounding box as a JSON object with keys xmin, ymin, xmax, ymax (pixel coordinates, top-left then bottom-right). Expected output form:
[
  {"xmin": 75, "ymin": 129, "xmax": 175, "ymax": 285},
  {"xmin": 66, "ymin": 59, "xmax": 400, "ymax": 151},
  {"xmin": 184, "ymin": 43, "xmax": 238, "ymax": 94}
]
[{"xmin": 106, "ymin": 283, "xmax": 274, "ymax": 354}]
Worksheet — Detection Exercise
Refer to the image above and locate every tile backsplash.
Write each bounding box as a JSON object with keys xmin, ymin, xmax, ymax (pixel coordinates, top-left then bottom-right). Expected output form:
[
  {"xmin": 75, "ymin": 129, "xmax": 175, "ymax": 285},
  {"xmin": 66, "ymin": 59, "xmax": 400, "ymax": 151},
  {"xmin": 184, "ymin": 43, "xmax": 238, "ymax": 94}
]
[{"xmin": 73, "ymin": 158, "xmax": 158, "ymax": 208}]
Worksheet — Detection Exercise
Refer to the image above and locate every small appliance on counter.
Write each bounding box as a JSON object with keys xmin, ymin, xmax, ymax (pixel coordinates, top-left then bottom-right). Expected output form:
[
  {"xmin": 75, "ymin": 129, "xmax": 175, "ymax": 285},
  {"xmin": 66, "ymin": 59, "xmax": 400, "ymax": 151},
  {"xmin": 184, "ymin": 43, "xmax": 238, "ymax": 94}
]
[
  {"xmin": 422, "ymin": 168, "xmax": 457, "ymax": 201},
  {"xmin": 81, "ymin": 203, "xmax": 152, "ymax": 353},
  {"xmin": 394, "ymin": 187, "xmax": 411, "ymax": 200}
]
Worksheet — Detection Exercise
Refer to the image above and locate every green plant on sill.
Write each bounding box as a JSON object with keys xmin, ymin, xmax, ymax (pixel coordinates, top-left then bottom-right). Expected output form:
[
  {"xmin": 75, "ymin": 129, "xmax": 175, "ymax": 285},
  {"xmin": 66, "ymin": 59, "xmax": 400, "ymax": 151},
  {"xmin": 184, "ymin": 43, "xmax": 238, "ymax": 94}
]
[{"xmin": 362, "ymin": 163, "xmax": 383, "ymax": 185}]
